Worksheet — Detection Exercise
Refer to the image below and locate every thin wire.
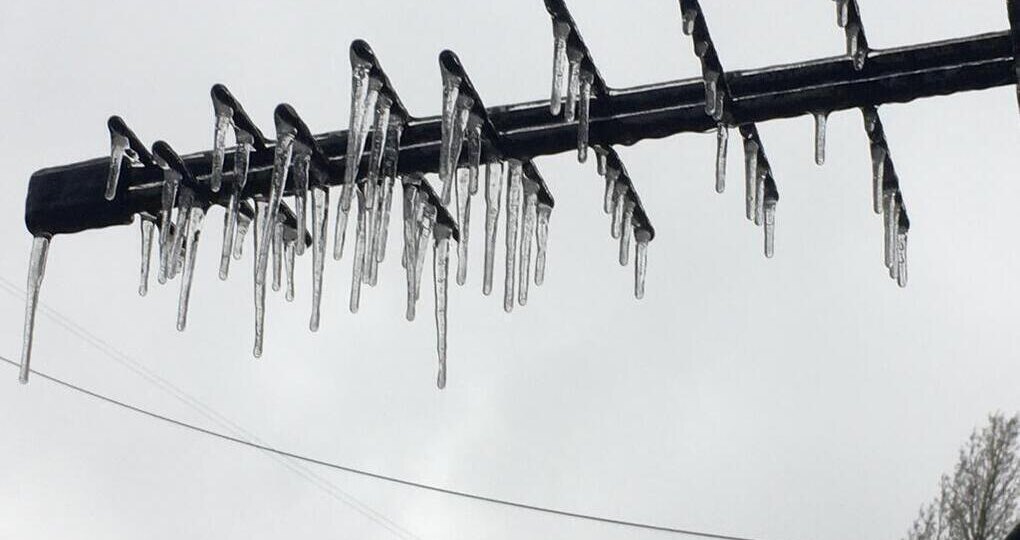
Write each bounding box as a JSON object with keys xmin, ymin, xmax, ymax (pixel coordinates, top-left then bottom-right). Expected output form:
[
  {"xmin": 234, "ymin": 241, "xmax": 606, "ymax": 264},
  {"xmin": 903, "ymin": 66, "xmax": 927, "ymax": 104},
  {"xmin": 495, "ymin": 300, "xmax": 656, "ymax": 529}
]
[{"xmin": 0, "ymin": 352, "xmax": 760, "ymax": 540}]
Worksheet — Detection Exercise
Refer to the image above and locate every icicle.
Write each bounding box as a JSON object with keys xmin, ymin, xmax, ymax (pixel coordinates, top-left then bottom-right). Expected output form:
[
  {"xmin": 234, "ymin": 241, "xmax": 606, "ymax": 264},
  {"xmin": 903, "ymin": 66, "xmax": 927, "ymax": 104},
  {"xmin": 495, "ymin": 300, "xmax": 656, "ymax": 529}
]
[
  {"xmin": 620, "ymin": 199, "xmax": 635, "ymax": 266},
  {"xmin": 813, "ymin": 111, "xmax": 829, "ymax": 166},
  {"xmin": 433, "ymin": 224, "xmax": 453, "ymax": 389},
  {"xmin": 565, "ymin": 46, "xmax": 583, "ymax": 122},
  {"xmin": 519, "ymin": 183, "xmax": 538, "ymax": 306},
  {"xmin": 578, "ymin": 70, "xmax": 593, "ymax": 163},
  {"xmin": 682, "ymin": 8, "xmax": 698, "ymax": 35},
  {"xmin": 704, "ymin": 70, "xmax": 721, "ymax": 120},
  {"xmin": 466, "ymin": 114, "xmax": 482, "ymax": 195},
  {"xmin": 835, "ymin": 0, "xmax": 849, "ymax": 28},
  {"xmin": 159, "ymin": 225, "xmax": 175, "ymax": 285},
  {"xmin": 743, "ymin": 137, "xmax": 759, "ymax": 221},
  {"xmin": 847, "ymin": 23, "xmax": 868, "ymax": 71},
  {"xmin": 455, "ymin": 168, "xmax": 472, "ymax": 286},
  {"xmin": 344, "ymin": 63, "xmax": 381, "ymax": 190},
  {"xmin": 177, "ymin": 206, "xmax": 205, "ymax": 331},
  {"xmin": 350, "ymin": 187, "xmax": 368, "ymax": 314},
  {"xmin": 754, "ymin": 168, "xmax": 766, "ymax": 227},
  {"xmin": 764, "ymin": 197, "xmax": 777, "ymax": 258},
  {"xmin": 483, "ymin": 161, "xmax": 504, "ymax": 296},
  {"xmin": 871, "ymin": 144, "xmax": 887, "ymax": 214},
  {"xmin": 403, "ymin": 182, "xmax": 421, "ymax": 318},
  {"xmin": 441, "ymin": 95, "xmax": 472, "ymax": 205},
  {"xmin": 309, "ymin": 186, "xmax": 328, "ymax": 331},
  {"xmin": 604, "ymin": 168, "xmax": 619, "ymax": 215},
  {"xmin": 595, "ymin": 146, "xmax": 609, "ymax": 177},
  {"xmin": 256, "ymin": 131, "xmax": 294, "ymax": 298},
  {"xmin": 363, "ymin": 95, "xmax": 393, "ymax": 281},
  {"xmin": 106, "ymin": 131, "xmax": 132, "ymax": 201},
  {"xmin": 883, "ymin": 189, "xmax": 898, "ymax": 269},
  {"xmin": 611, "ymin": 181, "xmax": 629, "ymax": 239},
  {"xmin": 376, "ymin": 119, "xmax": 405, "ymax": 267},
  {"xmin": 19, "ymin": 236, "xmax": 50, "ymax": 384},
  {"xmin": 253, "ymin": 201, "xmax": 269, "ymax": 358},
  {"xmin": 291, "ymin": 151, "xmax": 311, "ymax": 257},
  {"xmin": 896, "ymin": 231, "xmax": 909, "ymax": 288},
  {"xmin": 715, "ymin": 124, "xmax": 728, "ymax": 194},
  {"xmin": 211, "ymin": 105, "xmax": 233, "ymax": 193},
  {"xmin": 233, "ymin": 210, "xmax": 252, "ymax": 260},
  {"xmin": 157, "ymin": 162, "xmax": 181, "ymax": 284},
  {"xmin": 375, "ymin": 174, "xmax": 396, "ymax": 264},
  {"xmin": 139, "ymin": 216, "xmax": 155, "ymax": 296},
  {"xmin": 272, "ymin": 219, "xmax": 283, "ymax": 292},
  {"xmin": 550, "ymin": 21, "xmax": 570, "ymax": 116},
  {"xmin": 634, "ymin": 230, "xmax": 650, "ymax": 300},
  {"xmin": 504, "ymin": 160, "xmax": 523, "ymax": 313},
  {"xmin": 284, "ymin": 239, "xmax": 295, "ymax": 302},
  {"xmin": 334, "ymin": 195, "xmax": 350, "ymax": 261},
  {"xmin": 409, "ymin": 203, "xmax": 436, "ymax": 321},
  {"xmin": 169, "ymin": 195, "xmax": 192, "ymax": 281},
  {"xmin": 535, "ymin": 203, "xmax": 552, "ymax": 286}
]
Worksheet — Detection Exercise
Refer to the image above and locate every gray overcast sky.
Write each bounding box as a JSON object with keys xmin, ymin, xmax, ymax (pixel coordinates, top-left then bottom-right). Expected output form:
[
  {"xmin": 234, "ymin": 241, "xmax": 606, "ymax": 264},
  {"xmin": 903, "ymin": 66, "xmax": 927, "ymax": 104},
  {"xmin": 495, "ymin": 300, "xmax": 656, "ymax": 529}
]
[{"xmin": 1, "ymin": 1, "xmax": 1019, "ymax": 539}]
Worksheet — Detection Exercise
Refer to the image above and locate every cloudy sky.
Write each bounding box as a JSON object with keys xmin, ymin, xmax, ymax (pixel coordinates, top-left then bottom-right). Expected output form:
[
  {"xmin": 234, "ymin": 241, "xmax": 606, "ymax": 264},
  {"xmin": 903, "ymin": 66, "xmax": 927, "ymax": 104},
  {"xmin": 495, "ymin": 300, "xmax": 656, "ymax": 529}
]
[{"xmin": 1, "ymin": 1, "xmax": 1018, "ymax": 539}]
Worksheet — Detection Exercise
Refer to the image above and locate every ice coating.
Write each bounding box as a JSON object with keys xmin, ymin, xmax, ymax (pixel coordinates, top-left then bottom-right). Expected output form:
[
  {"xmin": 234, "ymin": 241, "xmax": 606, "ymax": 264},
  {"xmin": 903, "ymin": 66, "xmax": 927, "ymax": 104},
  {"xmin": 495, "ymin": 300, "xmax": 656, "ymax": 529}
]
[
  {"xmin": 106, "ymin": 132, "xmax": 131, "ymax": 201},
  {"xmin": 402, "ymin": 183, "xmax": 421, "ymax": 319},
  {"xmin": 177, "ymin": 206, "xmax": 205, "ymax": 331},
  {"xmin": 375, "ymin": 174, "xmax": 396, "ymax": 264},
  {"xmin": 255, "ymin": 132, "xmax": 294, "ymax": 299},
  {"xmin": 350, "ymin": 187, "xmax": 367, "ymax": 314},
  {"xmin": 344, "ymin": 63, "xmax": 380, "ymax": 192},
  {"xmin": 309, "ymin": 187, "xmax": 329, "ymax": 331},
  {"xmin": 333, "ymin": 198, "xmax": 350, "ymax": 261},
  {"xmin": 253, "ymin": 201, "xmax": 269, "ymax": 358},
  {"xmin": 433, "ymin": 224, "xmax": 453, "ymax": 389},
  {"xmin": 565, "ymin": 46, "xmax": 583, "ymax": 122},
  {"xmin": 896, "ymin": 232, "xmax": 909, "ymax": 288},
  {"xmin": 455, "ymin": 168, "xmax": 472, "ymax": 286},
  {"xmin": 168, "ymin": 195, "xmax": 192, "ymax": 282},
  {"xmin": 363, "ymin": 95, "xmax": 393, "ymax": 281},
  {"xmin": 409, "ymin": 203, "xmax": 436, "ymax": 321},
  {"xmin": 595, "ymin": 146, "xmax": 609, "ymax": 177},
  {"xmin": 19, "ymin": 236, "xmax": 50, "ymax": 384},
  {"xmin": 550, "ymin": 21, "xmax": 570, "ymax": 116},
  {"xmin": 504, "ymin": 161, "xmax": 523, "ymax": 313},
  {"xmin": 232, "ymin": 210, "xmax": 252, "ymax": 261},
  {"xmin": 535, "ymin": 203, "xmax": 552, "ymax": 286},
  {"xmin": 764, "ymin": 199, "xmax": 777, "ymax": 258},
  {"xmin": 220, "ymin": 140, "xmax": 253, "ymax": 277},
  {"xmin": 578, "ymin": 70, "xmax": 594, "ymax": 163},
  {"xmin": 466, "ymin": 115, "xmax": 482, "ymax": 196},
  {"xmin": 716, "ymin": 124, "xmax": 728, "ymax": 194},
  {"xmin": 743, "ymin": 138, "xmax": 759, "ymax": 221},
  {"xmin": 291, "ymin": 151, "xmax": 311, "ymax": 257},
  {"xmin": 634, "ymin": 230, "xmax": 651, "ymax": 300},
  {"xmin": 272, "ymin": 219, "xmax": 283, "ymax": 293},
  {"xmin": 157, "ymin": 165, "xmax": 182, "ymax": 284},
  {"xmin": 682, "ymin": 8, "xmax": 698, "ymax": 35},
  {"xmin": 835, "ymin": 0, "xmax": 849, "ymax": 28},
  {"xmin": 814, "ymin": 111, "xmax": 829, "ymax": 166},
  {"xmin": 870, "ymin": 144, "xmax": 887, "ymax": 215},
  {"xmin": 620, "ymin": 199, "xmax": 635, "ymax": 266},
  {"xmin": 139, "ymin": 217, "xmax": 155, "ymax": 296},
  {"xmin": 611, "ymin": 181, "xmax": 629, "ymax": 239},
  {"xmin": 284, "ymin": 239, "xmax": 296, "ymax": 302},
  {"xmin": 518, "ymin": 184, "xmax": 538, "ymax": 307},
  {"xmin": 704, "ymin": 70, "xmax": 721, "ymax": 120},
  {"xmin": 211, "ymin": 109, "xmax": 232, "ymax": 193},
  {"xmin": 483, "ymin": 161, "xmax": 504, "ymax": 296},
  {"xmin": 441, "ymin": 95, "xmax": 472, "ymax": 205}
]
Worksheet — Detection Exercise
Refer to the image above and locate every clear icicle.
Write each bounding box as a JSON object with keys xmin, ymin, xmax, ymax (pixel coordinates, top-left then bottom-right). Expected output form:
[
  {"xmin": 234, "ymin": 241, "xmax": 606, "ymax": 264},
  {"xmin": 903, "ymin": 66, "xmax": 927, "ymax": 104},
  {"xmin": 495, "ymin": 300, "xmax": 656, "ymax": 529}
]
[
  {"xmin": 814, "ymin": 112, "xmax": 829, "ymax": 166},
  {"xmin": 848, "ymin": 24, "xmax": 868, "ymax": 71},
  {"xmin": 682, "ymin": 8, "xmax": 698, "ymax": 35},
  {"xmin": 883, "ymin": 190, "xmax": 898, "ymax": 269},
  {"xmin": 433, "ymin": 225, "xmax": 452, "ymax": 390},
  {"xmin": 350, "ymin": 187, "xmax": 367, "ymax": 314},
  {"xmin": 177, "ymin": 206, "xmax": 205, "ymax": 332},
  {"xmin": 106, "ymin": 132, "xmax": 130, "ymax": 201},
  {"xmin": 402, "ymin": 183, "xmax": 421, "ymax": 319},
  {"xmin": 309, "ymin": 187, "xmax": 328, "ymax": 331},
  {"xmin": 764, "ymin": 199, "xmax": 777, "ymax": 258},
  {"xmin": 835, "ymin": 0, "xmax": 849, "ymax": 28},
  {"xmin": 233, "ymin": 211, "xmax": 251, "ymax": 260},
  {"xmin": 334, "ymin": 196, "xmax": 350, "ymax": 260},
  {"xmin": 595, "ymin": 146, "xmax": 608, "ymax": 177},
  {"xmin": 363, "ymin": 95, "xmax": 393, "ymax": 281},
  {"xmin": 716, "ymin": 123, "xmax": 728, "ymax": 194},
  {"xmin": 634, "ymin": 230, "xmax": 650, "ymax": 300},
  {"xmin": 518, "ymin": 185, "xmax": 538, "ymax": 307},
  {"xmin": 871, "ymin": 144, "xmax": 887, "ymax": 215},
  {"xmin": 535, "ymin": 203, "xmax": 551, "ymax": 286},
  {"xmin": 19, "ymin": 236, "xmax": 50, "ymax": 384},
  {"xmin": 211, "ymin": 109, "xmax": 232, "ymax": 193},
  {"xmin": 504, "ymin": 161, "xmax": 523, "ymax": 313},
  {"xmin": 743, "ymin": 138, "xmax": 759, "ymax": 221},
  {"xmin": 565, "ymin": 46, "xmax": 583, "ymax": 122},
  {"xmin": 253, "ymin": 201, "xmax": 268, "ymax": 358},
  {"xmin": 550, "ymin": 21, "xmax": 570, "ymax": 116},
  {"xmin": 169, "ymin": 197, "xmax": 192, "ymax": 281},
  {"xmin": 611, "ymin": 181, "xmax": 629, "ymax": 239},
  {"xmin": 896, "ymin": 232, "xmax": 909, "ymax": 288},
  {"xmin": 620, "ymin": 200, "xmax": 635, "ymax": 266},
  {"xmin": 291, "ymin": 151, "xmax": 310, "ymax": 257},
  {"xmin": 483, "ymin": 161, "xmax": 504, "ymax": 296},
  {"xmin": 455, "ymin": 168, "xmax": 472, "ymax": 286},
  {"xmin": 344, "ymin": 64, "xmax": 380, "ymax": 190},
  {"xmin": 256, "ymin": 132, "xmax": 294, "ymax": 295},
  {"xmin": 604, "ymin": 168, "xmax": 618, "ymax": 214},
  {"xmin": 284, "ymin": 239, "xmax": 295, "ymax": 302},
  {"xmin": 159, "ymin": 224, "xmax": 175, "ymax": 285},
  {"xmin": 139, "ymin": 217, "xmax": 155, "ymax": 296},
  {"xmin": 157, "ymin": 165, "xmax": 181, "ymax": 284},
  {"xmin": 272, "ymin": 219, "xmax": 283, "ymax": 292},
  {"xmin": 441, "ymin": 95, "xmax": 472, "ymax": 205},
  {"xmin": 578, "ymin": 70, "xmax": 593, "ymax": 163},
  {"xmin": 754, "ymin": 169, "xmax": 766, "ymax": 227},
  {"xmin": 376, "ymin": 174, "xmax": 396, "ymax": 264},
  {"xmin": 409, "ymin": 203, "xmax": 436, "ymax": 321},
  {"xmin": 466, "ymin": 115, "xmax": 482, "ymax": 196}
]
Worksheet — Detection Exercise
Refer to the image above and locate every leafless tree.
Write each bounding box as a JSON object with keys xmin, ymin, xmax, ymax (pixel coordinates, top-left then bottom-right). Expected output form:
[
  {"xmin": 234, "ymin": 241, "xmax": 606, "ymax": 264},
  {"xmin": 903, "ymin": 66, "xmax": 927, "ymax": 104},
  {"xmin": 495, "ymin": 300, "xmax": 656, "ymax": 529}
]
[{"xmin": 906, "ymin": 413, "xmax": 1020, "ymax": 540}]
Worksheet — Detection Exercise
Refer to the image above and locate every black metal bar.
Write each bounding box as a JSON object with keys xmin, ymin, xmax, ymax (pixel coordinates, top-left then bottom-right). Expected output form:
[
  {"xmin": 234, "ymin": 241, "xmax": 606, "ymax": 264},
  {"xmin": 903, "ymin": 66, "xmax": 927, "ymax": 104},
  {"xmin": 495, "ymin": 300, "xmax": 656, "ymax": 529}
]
[{"xmin": 24, "ymin": 31, "xmax": 1016, "ymax": 238}]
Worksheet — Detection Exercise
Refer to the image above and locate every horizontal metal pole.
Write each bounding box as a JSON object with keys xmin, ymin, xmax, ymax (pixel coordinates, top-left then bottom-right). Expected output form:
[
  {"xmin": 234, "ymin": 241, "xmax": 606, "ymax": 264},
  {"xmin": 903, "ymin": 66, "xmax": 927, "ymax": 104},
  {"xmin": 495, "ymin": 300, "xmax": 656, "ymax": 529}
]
[{"xmin": 25, "ymin": 31, "xmax": 1016, "ymax": 237}]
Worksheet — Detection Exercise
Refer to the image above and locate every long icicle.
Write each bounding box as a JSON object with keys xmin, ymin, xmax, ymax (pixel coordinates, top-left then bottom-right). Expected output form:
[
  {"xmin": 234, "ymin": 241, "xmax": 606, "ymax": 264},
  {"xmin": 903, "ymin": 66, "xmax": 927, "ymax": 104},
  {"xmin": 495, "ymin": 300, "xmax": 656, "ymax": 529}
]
[
  {"xmin": 518, "ymin": 183, "xmax": 538, "ymax": 306},
  {"xmin": 210, "ymin": 106, "xmax": 232, "ymax": 193},
  {"xmin": 19, "ymin": 236, "xmax": 50, "ymax": 384},
  {"xmin": 611, "ymin": 181, "xmax": 629, "ymax": 239},
  {"xmin": 716, "ymin": 124, "xmax": 728, "ymax": 194},
  {"xmin": 410, "ymin": 203, "xmax": 436, "ymax": 321},
  {"xmin": 550, "ymin": 21, "xmax": 570, "ymax": 116},
  {"xmin": 455, "ymin": 167, "xmax": 472, "ymax": 286},
  {"xmin": 504, "ymin": 161, "xmax": 523, "ymax": 313},
  {"xmin": 483, "ymin": 161, "xmax": 504, "ymax": 296},
  {"xmin": 565, "ymin": 46, "xmax": 583, "ymax": 122},
  {"xmin": 256, "ymin": 131, "xmax": 294, "ymax": 298},
  {"xmin": 535, "ymin": 203, "xmax": 552, "ymax": 286},
  {"xmin": 177, "ymin": 206, "xmax": 205, "ymax": 331},
  {"xmin": 350, "ymin": 186, "xmax": 367, "ymax": 314},
  {"xmin": 634, "ymin": 230, "xmax": 651, "ymax": 300},
  {"xmin": 338, "ymin": 68, "xmax": 381, "ymax": 260},
  {"xmin": 139, "ymin": 216, "xmax": 155, "ymax": 296},
  {"xmin": 743, "ymin": 137, "xmax": 759, "ymax": 221},
  {"xmin": 309, "ymin": 186, "xmax": 329, "ymax": 331},
  {"xmin": 814, "ymin": 111, "xmax": 829, "ymax": 166},
  {"xmin": 619, "ymin": 199, "xmax": 635, "ymax": 266},
  {"xmin": 284, "ymin": 239, "xmax": 296, "ymax": 302},
  {"xmin": 272, "ymin": 218, "xmax": 283, "ymax": 293},
  {"xmin": 220, "ymin": 139, "xmax": 252, "ymax": 278},
  {"xmin": 403, "ymin": 182, "xmax": 421, "ymax": 320},
  {"xmin": 578, "ymin": 70, "xmax": 594, "ymax": 163},
  {"xmin": 291, "ymin": 150, "xmax": 311, "ymax": 257},
  {"xmin": 433, "ymin": 224, "xmax": 453, "ymax": 390},
  {"xmin": 441, "ymin": 95, "xmax": 472, "ymax": 205},
  {"xmin": 253, "ymin": 201, "xmax": 269, "ymax": 358}
]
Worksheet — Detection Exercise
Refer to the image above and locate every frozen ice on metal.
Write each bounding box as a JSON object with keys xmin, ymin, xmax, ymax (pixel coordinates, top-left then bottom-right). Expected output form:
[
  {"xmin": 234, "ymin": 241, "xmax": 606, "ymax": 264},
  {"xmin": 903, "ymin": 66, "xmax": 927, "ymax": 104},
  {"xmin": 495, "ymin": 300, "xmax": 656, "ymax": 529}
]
[
  {"xmin": 291, "ymin": 149, "xmax": 311, "ymax": 257},
  {"xmin": 177, "ymin": 205, "xmax": 205, "ymax": 332},
  {"xmin": 620, "ymin": 199, "xmax": 635, "ymax": 266},
  {"xmin": 433, "ymin": 224, "xmax": 453, "ymax": 390},
  {"xmin": 455, "ymin": 168, "xmax": 472, "ymax": 286},
  {"xmin": 535, "ymin": 203, "xmax": 551, "ymax": 286},
  {"xmin": 814, "ymin": 111, "xmax": 829, "ymax": 166},
  {"xmin": 578, "ymin": 69, "xmax": 594, "ymax": 163},
  {"xmin": 565, "ymin": 46, "xmax": 583, "ymax": 122},
  {"xmin": 716, "ymin": 123, "xmax": 728, "ymax": 194},
  {"xmin": 611, "ymin": 181, "xmax": 629, "ymax": 240},
  {"xmin": 219, "ymin": 138, "xmax": 253, "ymax": 278},
  {"xmin": 255, "ymin": 127, "xmax": 295, "ymax": 301},
  {"xmin": 210, "ymin": 104, "xmax": 232, "ymax": 193},
  {"xmin": 550, "ymin": 20, "xmax": 570, "ymax": 116},
  {"xmin": 504, "ymin": 160, "xmax": 523, "ymax": 313},
  {"xmin": 139, "ymin": 216, "xmax": 155, "ymax": 296},
  {"xmin": 634, "ymin": 230, "xmax": 651, "ymax": 300},
  {"xmin": 518, "ymin": 181, "xmax": 538, "ymax": 306},
  {"xmin": 309, "ymin": 186, "xmax": 329, "ymax": 331},
  {"xmin": 19, "ymin": 236, "xmax": 50, "ymax": 384},
  {"xmin": 483, "ymin": 161, "xmax": 504, "ymax": 296},
  {"xmin": 743, "ymin": 137, "xmax": 759, "ymax": 221}
]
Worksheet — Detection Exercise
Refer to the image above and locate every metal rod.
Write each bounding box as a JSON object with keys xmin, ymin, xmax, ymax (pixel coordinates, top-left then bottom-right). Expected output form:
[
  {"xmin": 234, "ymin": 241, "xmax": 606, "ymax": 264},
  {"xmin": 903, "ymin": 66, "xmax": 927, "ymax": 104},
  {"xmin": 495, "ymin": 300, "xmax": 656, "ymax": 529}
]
[{"xmin": 24, "ymin": 31, "xmax": 1016, "ymax": 238}]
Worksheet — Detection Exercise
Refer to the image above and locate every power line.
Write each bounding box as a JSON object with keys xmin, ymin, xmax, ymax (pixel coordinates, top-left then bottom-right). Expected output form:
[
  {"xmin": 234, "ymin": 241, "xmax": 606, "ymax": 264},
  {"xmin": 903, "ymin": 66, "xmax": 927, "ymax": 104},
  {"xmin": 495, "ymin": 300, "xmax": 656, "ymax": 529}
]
[{"xmin": 0, "ymin": 351, "xmax": 763, "ymax": 540}]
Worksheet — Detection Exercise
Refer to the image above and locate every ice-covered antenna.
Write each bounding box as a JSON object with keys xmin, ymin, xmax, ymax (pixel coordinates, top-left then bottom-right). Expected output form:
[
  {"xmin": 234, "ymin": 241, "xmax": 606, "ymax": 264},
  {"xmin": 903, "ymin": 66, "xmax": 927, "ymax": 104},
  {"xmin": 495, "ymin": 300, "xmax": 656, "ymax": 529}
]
[{"xmin": 16, "ymin": 1, "xmax": 1020, "ymax": 386}]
